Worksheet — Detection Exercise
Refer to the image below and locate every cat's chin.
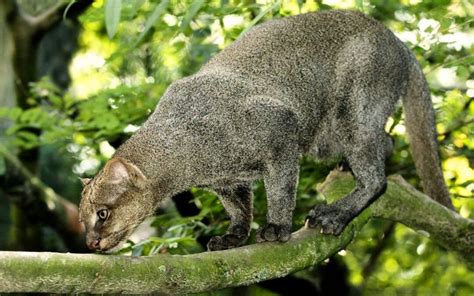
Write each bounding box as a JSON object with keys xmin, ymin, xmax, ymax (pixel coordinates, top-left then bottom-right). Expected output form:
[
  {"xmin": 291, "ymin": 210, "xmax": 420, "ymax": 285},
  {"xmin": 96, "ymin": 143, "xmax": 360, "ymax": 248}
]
[
  {"xmin": 101, "ymin": 240, "xmax": 127, "ymax": 254},
  {"xmin": 97, "ymin": 228, "xmax": 132, "ymax": 253}
]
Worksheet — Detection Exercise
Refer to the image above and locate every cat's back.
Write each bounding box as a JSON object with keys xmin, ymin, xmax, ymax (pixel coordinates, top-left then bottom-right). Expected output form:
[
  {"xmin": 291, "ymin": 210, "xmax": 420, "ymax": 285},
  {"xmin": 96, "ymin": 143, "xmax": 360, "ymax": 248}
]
[{"xmin": 202, "ymin": 10, "xmax": 392, "ymax": 82}]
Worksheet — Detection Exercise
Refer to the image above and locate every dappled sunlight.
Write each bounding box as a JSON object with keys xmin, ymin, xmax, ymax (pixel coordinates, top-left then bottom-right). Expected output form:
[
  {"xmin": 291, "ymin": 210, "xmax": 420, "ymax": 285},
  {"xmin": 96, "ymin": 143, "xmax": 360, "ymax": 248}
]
[
  {"xmin": 444, "ymin": 157, "xmax": 474, "ymax": 195},
  {"xmin": 0, "ymin": 0, "xmax": 472, "ymax": 294}
]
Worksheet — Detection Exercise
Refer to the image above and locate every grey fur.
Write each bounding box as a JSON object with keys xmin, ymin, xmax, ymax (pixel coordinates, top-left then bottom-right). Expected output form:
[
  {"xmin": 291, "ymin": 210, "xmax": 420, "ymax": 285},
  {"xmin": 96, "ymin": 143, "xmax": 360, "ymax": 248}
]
[
  {"xmin": 79, "ymin": 10, "xmax": 451, "ymax": 252},
  {"xmin": 208, "ymin": 184, "xmax": 253, "ymax": 250}
]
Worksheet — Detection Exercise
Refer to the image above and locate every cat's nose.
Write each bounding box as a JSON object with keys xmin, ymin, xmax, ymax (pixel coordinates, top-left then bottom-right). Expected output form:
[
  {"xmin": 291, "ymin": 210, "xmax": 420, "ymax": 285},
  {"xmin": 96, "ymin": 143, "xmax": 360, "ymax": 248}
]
[{"xmin": 87, "ymin": 238, "xmax": 101, "ymax": 250}]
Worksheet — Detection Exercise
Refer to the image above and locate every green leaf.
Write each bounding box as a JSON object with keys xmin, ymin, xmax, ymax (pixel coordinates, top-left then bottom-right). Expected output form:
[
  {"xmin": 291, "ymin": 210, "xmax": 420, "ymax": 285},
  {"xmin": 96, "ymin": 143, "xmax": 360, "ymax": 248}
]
[
  {"xmin": 456, "ymin": 66, "xmax": 469, "ymax": 80},
  {"xmin": 440, "ymin": 18, "xmax": 452, "ymax": 32},
  {"xmin": 296, "ymin": 0, "xmax": 304, "ymax": 11},
  {"xmin": 355, "ymin": 0, "xmax": 364, "ymax": 11},
  {"xmin": 0, "ymin": 107, "xmax": 21, "ymax": 120},
  {"xmin": 131, "ymin": 0, "xmax": 146, "ymax": 17},
  {"xmin": 105, "ymin": 0, "xmax": 122, "ymax": 39},
  {"xmin": 135, "ymin": 0, "xmax": 169, "ymax": 45},
  {"xmin": 239, "ymin": 0, "xmax": 281, "ymax": 38},
  {"xmin": 180, "ymin": 0, "xmax": 206, "ymax": 32},
  {"xmin": 48, "ymin": 95, "xmax": 63, "ymax": 108},
  {"xmin": 425, "ymin": 26, "xmax": 434, "ymax": 33},
  {"xmin": 15, "ymin": 131, "xmax": 39, "ymax": 148},
  {"xmin": 20, "ymin": 107, "xmax": 42, "ymax": 124}
]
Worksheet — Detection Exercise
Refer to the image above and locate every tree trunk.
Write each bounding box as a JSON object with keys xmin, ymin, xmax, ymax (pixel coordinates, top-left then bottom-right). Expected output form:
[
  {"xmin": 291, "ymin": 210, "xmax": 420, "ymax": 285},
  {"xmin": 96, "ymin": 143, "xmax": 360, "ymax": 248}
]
[
  {"xmin": 0, "ymin": 0, "xmax": 92, "ymax": 251},
  {"xmin": 0, "ymin": 171, "xmax": 472, "ymax": 294},
  {"xmin": 0, "ymin": 0, "xmax": 16, "ymax": 115}
]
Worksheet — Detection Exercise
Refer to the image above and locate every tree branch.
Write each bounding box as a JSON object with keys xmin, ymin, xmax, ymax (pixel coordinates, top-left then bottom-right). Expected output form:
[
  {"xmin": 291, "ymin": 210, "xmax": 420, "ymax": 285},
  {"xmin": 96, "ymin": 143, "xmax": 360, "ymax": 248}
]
[{"xmin": 0, "ymin": 171, "xmax": 472, "ymax": 294}]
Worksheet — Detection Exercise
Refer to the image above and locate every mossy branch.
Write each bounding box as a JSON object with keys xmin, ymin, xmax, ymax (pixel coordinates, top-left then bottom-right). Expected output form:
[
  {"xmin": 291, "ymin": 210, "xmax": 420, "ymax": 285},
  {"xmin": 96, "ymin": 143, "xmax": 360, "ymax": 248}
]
[{"xmin": 0, "ymin": 171, "xmax": 472, "ymax": 294}]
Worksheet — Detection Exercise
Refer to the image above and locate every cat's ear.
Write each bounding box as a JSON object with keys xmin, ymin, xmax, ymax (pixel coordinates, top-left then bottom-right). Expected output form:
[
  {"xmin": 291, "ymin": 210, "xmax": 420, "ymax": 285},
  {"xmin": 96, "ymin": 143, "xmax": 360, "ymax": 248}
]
[
  {"xmin": 103, "ymin": 157, "xmax": 147, "ymax": 189},
  {"xmin": 80, "ymin": 178, "xmax": 92, "ymax": 186}
]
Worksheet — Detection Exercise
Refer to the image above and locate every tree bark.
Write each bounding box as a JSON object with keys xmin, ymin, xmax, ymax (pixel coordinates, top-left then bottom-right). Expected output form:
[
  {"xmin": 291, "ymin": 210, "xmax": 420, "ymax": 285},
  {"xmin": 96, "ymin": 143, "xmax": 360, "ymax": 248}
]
[
  {"xmin": 0, "ymin": 171, "xmax": 472, "ymax": 294},
  {"xmin": 0, "ymin": 0, "xmax": 16, "ymax": 114}
]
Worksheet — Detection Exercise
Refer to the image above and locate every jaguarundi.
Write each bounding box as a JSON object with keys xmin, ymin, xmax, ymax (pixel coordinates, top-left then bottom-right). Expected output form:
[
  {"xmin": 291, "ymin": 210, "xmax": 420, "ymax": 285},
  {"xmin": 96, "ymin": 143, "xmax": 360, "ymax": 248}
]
[{"xmin": 79, "ymin": 10, "xmax": 452, "ymax": 252}]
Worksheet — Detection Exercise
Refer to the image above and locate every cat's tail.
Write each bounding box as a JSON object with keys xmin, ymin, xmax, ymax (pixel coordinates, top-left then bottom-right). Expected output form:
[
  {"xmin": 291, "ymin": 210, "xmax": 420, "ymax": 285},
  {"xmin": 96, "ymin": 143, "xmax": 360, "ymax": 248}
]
[{"xmin": 402, "ymin": 52, "xmax": 454, "ymax": 209}]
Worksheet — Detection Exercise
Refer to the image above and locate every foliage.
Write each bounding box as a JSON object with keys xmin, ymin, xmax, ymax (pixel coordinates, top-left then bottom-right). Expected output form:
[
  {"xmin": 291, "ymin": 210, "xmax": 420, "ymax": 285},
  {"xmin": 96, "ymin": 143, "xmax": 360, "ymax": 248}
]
[{"xmin": 1, "ymin": 0, "xmax": 473, "ymax": 294}]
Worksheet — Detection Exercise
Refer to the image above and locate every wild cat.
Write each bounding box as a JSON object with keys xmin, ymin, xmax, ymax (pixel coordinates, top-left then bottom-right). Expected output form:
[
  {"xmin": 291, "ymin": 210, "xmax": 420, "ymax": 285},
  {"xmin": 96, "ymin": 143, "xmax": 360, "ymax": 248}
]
[{"xmin": 79, "ymin": 10, "xmax": 451, "ymax": 252}]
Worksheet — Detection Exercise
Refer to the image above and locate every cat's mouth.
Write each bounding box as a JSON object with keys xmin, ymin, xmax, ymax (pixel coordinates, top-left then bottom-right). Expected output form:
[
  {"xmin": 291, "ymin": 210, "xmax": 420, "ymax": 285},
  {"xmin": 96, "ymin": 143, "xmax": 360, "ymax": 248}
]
[
  {"xmin": 97, "ymin": 227, "xmax": 134, "ymax": 253},
  {"xmin": 100, "ymin": 240, "xmax": 127, "ymax": 254}
]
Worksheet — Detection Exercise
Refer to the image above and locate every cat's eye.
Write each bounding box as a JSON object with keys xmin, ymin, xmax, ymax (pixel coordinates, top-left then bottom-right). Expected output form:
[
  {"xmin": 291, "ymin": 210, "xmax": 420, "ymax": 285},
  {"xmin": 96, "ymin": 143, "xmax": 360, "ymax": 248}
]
[{"xmin": 97, "ymin": 209, "xmax": 109, "ymax": 221}]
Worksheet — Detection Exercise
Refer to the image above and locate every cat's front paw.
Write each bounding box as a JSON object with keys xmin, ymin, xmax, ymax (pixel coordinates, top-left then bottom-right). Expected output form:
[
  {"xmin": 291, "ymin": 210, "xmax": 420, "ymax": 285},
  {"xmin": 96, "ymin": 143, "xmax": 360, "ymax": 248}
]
[
  {"xmin": 306, "ymin": 204, "xmax": 350, "ymax": 235},
  {"xmin": 207, "ymin": 234, "xmax": 246, "ymax": 251},
  {"xmin": 256, "ymin": 223, "xmax": 291, "ymax": 243}
]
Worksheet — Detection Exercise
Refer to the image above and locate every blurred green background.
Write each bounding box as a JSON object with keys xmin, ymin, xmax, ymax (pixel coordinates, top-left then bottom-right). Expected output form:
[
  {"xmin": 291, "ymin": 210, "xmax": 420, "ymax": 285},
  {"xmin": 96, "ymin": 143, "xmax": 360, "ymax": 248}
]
[{"xmin": 0, "ymin": 0, "xmax": 473, "ymax": 294}]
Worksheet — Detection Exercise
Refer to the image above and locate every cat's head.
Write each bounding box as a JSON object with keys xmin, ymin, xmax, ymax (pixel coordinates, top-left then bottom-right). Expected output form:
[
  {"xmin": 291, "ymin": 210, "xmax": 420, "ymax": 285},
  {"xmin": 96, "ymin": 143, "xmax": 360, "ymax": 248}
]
[{"xmin": 79, "ymin": 157, "xmax": 154, "ymax": 252}]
